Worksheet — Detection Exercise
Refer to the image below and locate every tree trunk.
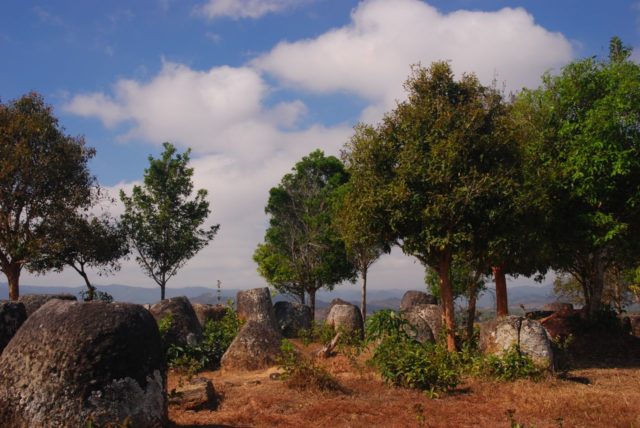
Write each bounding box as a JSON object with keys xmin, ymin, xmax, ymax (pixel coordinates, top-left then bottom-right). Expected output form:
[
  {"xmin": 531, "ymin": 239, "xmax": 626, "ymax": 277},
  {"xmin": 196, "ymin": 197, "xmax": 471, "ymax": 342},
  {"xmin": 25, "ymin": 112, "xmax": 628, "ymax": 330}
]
[
  {"xmin": 5, "ymin": 263, "xmax": 21, "ymax": 301},
  {"xmin": 299, "ymin": 291, "xmax": 306, "ymax": 305},
  {"xmin": 161, "ymin": 283, "xmax": 166, "ymax": 300},
  {"xmin": 466, "ymin": 281, "xmax": 478, "ymax": 341},
  {"xmin": 361, "ymin": 267, "xmax": 368, "ymax": 325},
  {"xmin": 79, "ymin": 270, "xmax": 95, "ymax": 301},
  {"xmin": 588, "ymin": 259, "xmax": 605, "ymax": 318},
  {"xmin": 438, "ymin": 254, "xmax": 457, "ymax": 352},
  {"xmin": 308, "ymin": 288, "xmax": 316, "ymax": 321},
  {"xmin": 493, "ymin": 264, "xmax": 508, "ymax": 317}
]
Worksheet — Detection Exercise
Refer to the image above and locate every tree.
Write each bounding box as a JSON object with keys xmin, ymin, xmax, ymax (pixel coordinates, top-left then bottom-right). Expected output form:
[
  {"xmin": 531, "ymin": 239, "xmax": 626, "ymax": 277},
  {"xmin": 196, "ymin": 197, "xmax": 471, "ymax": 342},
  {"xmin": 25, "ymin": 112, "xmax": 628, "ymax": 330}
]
[
  {"xmin": 120, "ymin": 142, "xmax": 219, "ymax": 300},
  {"xmin": 0, "ymin": 93, "xmax": 95, "ymax": 300},
  {"xmin": 517, "ymin": 37, "xmax": 640, "ymax": 317},
  {"xmin": 30, "ymin": 213, "xmax": 129, "ymax": 301},
  {"xmin": 336, "ymin": 124, "xmax": 393, "ymax": 322},
  {"xmin": 347, "ymin": 63, "xmax": 521, "ymax": 351},
  {"xmin": 253, "ymin": 150, "xmax": 356, "ymax": 317}
]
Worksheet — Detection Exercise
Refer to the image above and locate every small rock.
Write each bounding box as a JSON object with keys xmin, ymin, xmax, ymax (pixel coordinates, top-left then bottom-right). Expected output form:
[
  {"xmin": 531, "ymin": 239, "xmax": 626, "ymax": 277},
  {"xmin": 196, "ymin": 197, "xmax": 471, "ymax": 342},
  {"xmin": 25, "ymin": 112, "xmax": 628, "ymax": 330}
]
[{"xmin": 169, "ymin": 378, "xmax": 216, "ymax": 411}]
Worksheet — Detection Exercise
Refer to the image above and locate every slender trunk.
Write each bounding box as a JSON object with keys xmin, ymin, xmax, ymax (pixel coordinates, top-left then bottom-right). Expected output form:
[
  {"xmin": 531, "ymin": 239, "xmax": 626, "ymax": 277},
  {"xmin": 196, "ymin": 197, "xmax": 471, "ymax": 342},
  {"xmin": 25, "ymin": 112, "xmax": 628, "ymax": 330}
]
[
  {"xmin": 161, "ymin": 283, "xmax": 166, "ymax": 300},
  {"xmin": 299, "ymin": 291, "xmax": 306, "ymax": 305},
  {"xmin": 438, "ymin": 253, "xmax": 457, "ymax": 352},
  {"xmin": 79, "ymin": 270, "xmax": 95, "ymax": 301},
  {"xmin": 493, "ymin": 264, "xmax": 508, "ymax": 317},
  {"xmin": 589, "ymin": 259, "xmax": 605, "ymax": 318},
  {"xmin": 361, "ymin": 267, "xmax": 367, "ymax": 325},
  {"xmin": 466, "ymin": 281, "xmax": 478, "ymax": 341},
  {"xmin": 5, "ymin": 263, "xmax": 21, "ymax": 301},
  {"xmin": 308, "ymin": 288, "xmax": 316, "ymax": 321}
]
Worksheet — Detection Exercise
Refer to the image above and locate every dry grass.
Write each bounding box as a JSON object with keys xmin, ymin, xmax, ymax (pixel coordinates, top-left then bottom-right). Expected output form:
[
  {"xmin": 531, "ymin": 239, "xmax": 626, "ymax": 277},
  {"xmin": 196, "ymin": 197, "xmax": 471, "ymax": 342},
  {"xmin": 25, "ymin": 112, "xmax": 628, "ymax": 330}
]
[{"xmin": 169, "ymin": 340, "xmax": 640, "ymax": 428}]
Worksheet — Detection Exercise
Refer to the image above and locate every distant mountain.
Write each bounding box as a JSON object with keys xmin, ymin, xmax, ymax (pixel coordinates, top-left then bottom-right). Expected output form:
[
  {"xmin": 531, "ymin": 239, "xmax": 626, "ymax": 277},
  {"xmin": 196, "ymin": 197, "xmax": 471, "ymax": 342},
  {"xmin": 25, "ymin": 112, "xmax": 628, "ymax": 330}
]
[{"xmin": 0, "ymin": 282, "xmax": 557, "ymax": 310}]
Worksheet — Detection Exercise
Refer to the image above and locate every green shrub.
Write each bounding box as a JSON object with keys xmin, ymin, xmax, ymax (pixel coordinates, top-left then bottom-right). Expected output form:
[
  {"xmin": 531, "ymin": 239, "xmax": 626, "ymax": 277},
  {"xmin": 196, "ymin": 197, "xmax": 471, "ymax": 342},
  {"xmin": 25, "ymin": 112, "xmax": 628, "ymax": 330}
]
[
  {"xmin": 162, "ymin": 307, "xmax": 243, "ymax": 373},
  {"xmin": 482, "ymin": 345, "xmax": 544, "ymax": 381},
  {"xmin": 299, "ymin": 321, "xmax": 336, "ymax": 346},
  {"xmin": 366, "ymin": 310, "xmax": 460, "ymax": 396}
]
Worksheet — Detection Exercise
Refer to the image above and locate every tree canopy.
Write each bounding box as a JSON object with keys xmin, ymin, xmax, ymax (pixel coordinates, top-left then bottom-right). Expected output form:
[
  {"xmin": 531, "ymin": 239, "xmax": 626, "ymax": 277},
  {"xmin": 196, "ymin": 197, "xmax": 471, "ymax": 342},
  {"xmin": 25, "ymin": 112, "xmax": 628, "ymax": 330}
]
[
  {"xmin": 254, "ymin": 150, "xmax": 356, "ymax": 317},
  {"xmin": 120, "ymin": 142, "xmax": 219, "ymax": 300},
  {"xmin": 516, "ymin": 36, "xmax": 640, "ymax": 316},
  {"xmin": 0, "ymin": 93, "xmax": 95, "ymax": 300}
]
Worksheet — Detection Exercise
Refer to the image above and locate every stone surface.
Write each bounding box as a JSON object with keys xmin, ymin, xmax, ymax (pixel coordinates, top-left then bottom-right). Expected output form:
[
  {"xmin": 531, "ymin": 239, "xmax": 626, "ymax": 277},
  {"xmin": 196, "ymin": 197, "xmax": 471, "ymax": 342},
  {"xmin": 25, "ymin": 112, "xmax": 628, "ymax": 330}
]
[
  {"xmin": 325, "ymin": 302, "xmax": 364, "ymax": 337},
  {"xmin": 402, "ymin": 304, "xmax": 442, "ymax": 341},
  {"xmin": 401, "ymin": 306, "xmax": 436, "ymax": 344},
  {"xmin": 0, "ymin": 300, "xmax": 166, "ymax": 427},
  {"xmin": 18, "ymin": 293, "xmax": 77, "ymax": 317},
  {"xmin": 192, "ymin": 303, "xmax": 228, "ymax": 327},
  {"xmin": 0, "ymin": 302, "xmax": 26, "ymax": 355},
  {"xmin": 399, "ymin": 291, "xmax": 437, "ymax": 312},
  {"xmin": 150, "ymin": 296, "xmax": 202, "ymax": 346},
  {"xmin": 274, "ymin": 301, "xmax": 312, "ymax": 338},
  {"xmin": 479, "ymin": 315, "xmax": 554, "ymax": 370},
  {"xmin": 221, "ymin": 321, "xmax": 283, "ymax": 371},
  {"xmin": 236, "ymin": 287, "xmax": 279, "ymax": 329},
  {"xmin": 169, "ymin": 378, "xmax": 216, "ymax": 411}
]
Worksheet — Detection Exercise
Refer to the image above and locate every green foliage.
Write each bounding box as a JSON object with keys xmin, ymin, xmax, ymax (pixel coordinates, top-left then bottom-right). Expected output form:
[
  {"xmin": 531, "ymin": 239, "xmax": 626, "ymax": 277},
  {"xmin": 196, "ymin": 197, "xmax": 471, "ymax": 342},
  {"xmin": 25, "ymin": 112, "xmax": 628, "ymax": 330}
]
[
  {"xmin": 161, "ymin": 308, "xmax": 242, "ymax": 373},
  {"xmin": 482, "ymin": 345, "xmax": 543, "ymax": 381},
  {"xmin": 253, "ymin": 150, "xmax": 356, "ymax": 314},
  {"xmin": 365, "ymin": 310, "xmax": 460, "ymax": 396},
  {"xmin": 79, "ymin": 289, "xmax": 114, "ymax": 303},
  {"xmin": 120, "ymin": 142, "xmax": 219, "ymax": 300},
  {"xmin": 277, "ymin": 339, "xmax": 344, "ymax": 392},
  {"xmin": 517, "ymin": 37, "xmax": 640, "ymax": 316},
  {"xmin": 299, "ymin": 321, "xmax": 338, "ymax": 346},
  {"xmin": 0, "ymin": 93, "xmax": 96, "ymax": 299},
  {"xmin": 31, "ymin": 214, "xmax": 129, "ymax": 301}
]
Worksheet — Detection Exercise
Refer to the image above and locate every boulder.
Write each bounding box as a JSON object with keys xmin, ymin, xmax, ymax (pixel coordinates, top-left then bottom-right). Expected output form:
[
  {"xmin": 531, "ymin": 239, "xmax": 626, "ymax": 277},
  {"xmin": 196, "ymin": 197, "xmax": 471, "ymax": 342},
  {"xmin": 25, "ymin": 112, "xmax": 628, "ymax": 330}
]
[
  {"xmin": 18, "ymin": 293, "xmax": 77, "ymax": 317},
  {"xmin": 236, "ymin": 287, "xmax": 279, "ymax": 329},
  {"xmin": 402, "ymin": 304, "xmax": 442, "ymax": 341},
  {"xmin": 479, "ymin": 315, "xmax": 553, "ymax": 370},
  {"xmin": 401, "ymin": 306, "xmax": 435, "ymax": 344},
  {"xmin": 169, "ymin": 378, "xmax": 216, "ymax": 411},
  {"xmin": 400, "ymin": 290, "xmax": 437, "ymax": 312},
  {"xmin": 274, "ymin": 301, "xmax": 312, "ymax": 338},
  {"xmin": 149, "ymin": 296, "xmax": 202, "ymax": 346},
  {"xmin": 220, "ymin": 321, "xmax": 283, "ymax": 371},
  {"xmin": 192, "ymin": 303, "xmax": 228, "ymax": 327},
  {"xmin": 0, "ymin": 302, "xmax": 27, "ymax": 355},
  {"xmin": 325, "ymin": 302, "xmax": 364, "ymax": 337},
  {"xmin": 541, "ymin": 310, "xmax": 581, "ymax": 342},
  {"xmin": 0, "ymin": 300, "xmax": 166, "ymax": 427}
]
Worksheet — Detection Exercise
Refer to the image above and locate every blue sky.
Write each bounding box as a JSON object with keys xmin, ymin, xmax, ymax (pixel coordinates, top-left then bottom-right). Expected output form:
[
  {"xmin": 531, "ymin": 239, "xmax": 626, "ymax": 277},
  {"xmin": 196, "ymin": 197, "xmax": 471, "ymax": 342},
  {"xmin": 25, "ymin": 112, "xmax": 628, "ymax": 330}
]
[{"xmin": 1, "ymin": 0, "xmax": 639, "ymax": 292}]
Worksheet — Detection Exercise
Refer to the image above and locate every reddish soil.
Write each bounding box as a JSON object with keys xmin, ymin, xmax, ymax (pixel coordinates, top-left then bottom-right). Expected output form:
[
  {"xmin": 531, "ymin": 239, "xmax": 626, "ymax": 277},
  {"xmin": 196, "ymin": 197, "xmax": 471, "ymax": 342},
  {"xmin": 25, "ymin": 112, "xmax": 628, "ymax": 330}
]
[{"xmin": 168, "ymin": 341, "xmax": 640, "ymax": 428}]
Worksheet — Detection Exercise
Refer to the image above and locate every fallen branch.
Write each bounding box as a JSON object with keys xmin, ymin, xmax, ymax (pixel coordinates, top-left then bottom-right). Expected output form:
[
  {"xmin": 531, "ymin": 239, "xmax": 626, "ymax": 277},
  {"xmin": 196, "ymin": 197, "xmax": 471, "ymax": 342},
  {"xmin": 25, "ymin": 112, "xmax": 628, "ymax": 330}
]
[{"xmin": 316, "ymin": 332, "xmax": 341, "ymax": 358}]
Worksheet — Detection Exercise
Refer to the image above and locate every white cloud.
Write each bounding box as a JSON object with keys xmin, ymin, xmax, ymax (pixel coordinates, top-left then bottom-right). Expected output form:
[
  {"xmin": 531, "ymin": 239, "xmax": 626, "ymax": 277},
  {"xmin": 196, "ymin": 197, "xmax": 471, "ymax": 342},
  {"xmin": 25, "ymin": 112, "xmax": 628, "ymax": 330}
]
[
  {"xmin": 253, "ymin": 0, "xmax": 574, "ymax": 122},
  {"xmin": 197, "ymin": 0, "xmax": 304, "ymax": 20}
]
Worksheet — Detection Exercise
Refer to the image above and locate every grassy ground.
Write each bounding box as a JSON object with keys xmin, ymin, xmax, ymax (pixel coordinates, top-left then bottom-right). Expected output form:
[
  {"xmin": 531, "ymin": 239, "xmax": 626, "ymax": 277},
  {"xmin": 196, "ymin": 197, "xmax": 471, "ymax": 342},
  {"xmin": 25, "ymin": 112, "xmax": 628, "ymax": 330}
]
[{"xmin": 168, "ymin": 338, "xmax": 640, "ymax": 428}]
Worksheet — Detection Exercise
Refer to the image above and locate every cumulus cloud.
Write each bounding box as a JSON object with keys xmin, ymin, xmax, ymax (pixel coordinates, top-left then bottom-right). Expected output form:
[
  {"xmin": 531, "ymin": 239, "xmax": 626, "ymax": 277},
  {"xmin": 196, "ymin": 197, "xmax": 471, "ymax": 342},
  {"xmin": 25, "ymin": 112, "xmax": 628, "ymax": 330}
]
[
  {"xmin": 197, "ymin": 0, "xmax": 304, "ymax": 20},
  {"xmin": 253, "ymin": 0, "xmax": 574, "ymax": 122}
]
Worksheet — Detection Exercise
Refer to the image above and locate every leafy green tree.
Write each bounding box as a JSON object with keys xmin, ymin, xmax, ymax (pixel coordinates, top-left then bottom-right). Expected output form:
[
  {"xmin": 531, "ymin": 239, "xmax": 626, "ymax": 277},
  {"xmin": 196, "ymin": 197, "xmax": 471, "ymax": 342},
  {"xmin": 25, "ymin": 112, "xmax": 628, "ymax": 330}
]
[
  {"xmin": 254, "ymin": 150, "xmax": 356, "ymax": 317},
  {"xmin": 517, "ymin": 37, "xmax": 640, "ymax": 317},
  {"xmin": 347, "ymin": 63, "xmax": 521, "ymax": 351},
  {"xmin": 120, "ymin": 142, "xmax": 219, "ymax": 300},
  {"xmin": 30, "ymin": 213, "xmax": 129, "ymax": 301},
  {"xmin": 0, "ymin": 93, "xmax": 95, "ymax": 300},
  {"xmin": 336, "ymin": 124, "xmax": 393, "ymax": 322}
]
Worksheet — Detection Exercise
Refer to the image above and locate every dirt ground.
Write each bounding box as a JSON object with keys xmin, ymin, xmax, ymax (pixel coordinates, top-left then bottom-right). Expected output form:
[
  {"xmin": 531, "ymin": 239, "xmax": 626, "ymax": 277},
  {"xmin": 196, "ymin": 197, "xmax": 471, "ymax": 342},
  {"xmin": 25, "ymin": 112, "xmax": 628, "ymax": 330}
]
[{"xmin": 168, "ymin": 341, "xmax": 640, "ymax": 428}]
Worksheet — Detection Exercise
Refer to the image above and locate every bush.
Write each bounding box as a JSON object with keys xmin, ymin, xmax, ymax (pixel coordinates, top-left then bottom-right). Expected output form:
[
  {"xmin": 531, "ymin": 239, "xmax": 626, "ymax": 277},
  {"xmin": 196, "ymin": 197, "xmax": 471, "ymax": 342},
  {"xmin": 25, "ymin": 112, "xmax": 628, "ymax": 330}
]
[
  {"xmin": 160, "ymin": 307, "xmax": 242, "ymax": 373},
  {"xmin": 482, "ymin": 345, "xmax": 544, "ymax": 381},
  {"xmin": 366, "ymin": 310, "xmax": 460, "ymax": 396},
  {"xmin": 277, "ymin": 339, "xmax": 345, "ymax": 392}
]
